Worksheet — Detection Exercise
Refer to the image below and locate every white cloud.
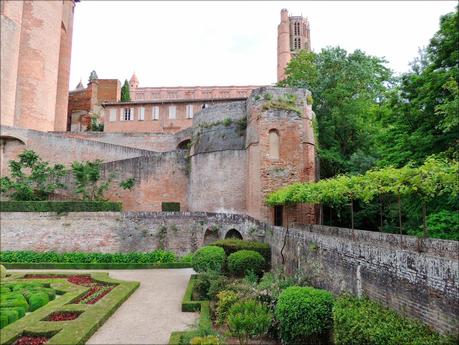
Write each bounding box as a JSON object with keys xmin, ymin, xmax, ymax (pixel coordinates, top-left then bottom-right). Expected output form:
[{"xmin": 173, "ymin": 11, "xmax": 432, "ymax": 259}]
[{"xmin": 69, "ymin": 1, "xmax": 457, "ymax": 89}]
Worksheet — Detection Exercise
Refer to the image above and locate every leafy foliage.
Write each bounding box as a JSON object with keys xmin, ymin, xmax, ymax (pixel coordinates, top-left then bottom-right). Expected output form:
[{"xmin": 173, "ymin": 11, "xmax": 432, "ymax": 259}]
[
  {"xmin": 333, "ymin": 295, "xmax": 456, "ymax": 345},
  {"xmin": 215, "ymin": 290, "xmax": 239, "ymax": 325},
  {"xmin": 226, "ymin": 299, "xmax": 272, "ymax": 345},
  {"xmin": 275, "ymin": 286, "xmax": 334, "ymax": 344},
  {"xmin": 210, "ymin": 239, "xmax": 271, "ymax": 267},
  {"xmin": 0, "ymin": 201, "xmax": 121, "ymax": 212},
  {"xmin": 227, "ymin": 250, "xmax": 265, "ymax": 277},
  {"xmin": 191, "ymin": 246, "xmax": 226, "ymax": 273},
  {"xmin": 0, "ymin": 150, "xmax": 65, "ymax": 201}
]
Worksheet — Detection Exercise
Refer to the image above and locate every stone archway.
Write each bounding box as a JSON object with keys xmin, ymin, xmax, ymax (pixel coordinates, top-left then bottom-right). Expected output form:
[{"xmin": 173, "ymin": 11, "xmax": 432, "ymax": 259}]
[
  {"xmin": 225, "ymin": 228, "xmax": 243, "ymax": 240},
  {"xmin": 177, "ymin": 139, "xmax": 191, "ymax": 150},
  {"xmin": 203, "ymin": 228, "xmax": 219, "ymax": 245}
]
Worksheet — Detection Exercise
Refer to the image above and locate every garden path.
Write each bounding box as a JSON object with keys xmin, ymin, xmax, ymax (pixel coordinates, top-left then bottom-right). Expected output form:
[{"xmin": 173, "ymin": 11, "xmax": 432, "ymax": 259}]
[{"xmin": 11, "ymin": 268, "xmax": 199, "ymax": 344}]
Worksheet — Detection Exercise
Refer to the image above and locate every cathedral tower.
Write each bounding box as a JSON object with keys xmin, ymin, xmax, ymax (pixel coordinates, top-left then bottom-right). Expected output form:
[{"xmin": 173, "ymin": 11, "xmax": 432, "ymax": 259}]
[{"xmin": 277, "ymin": 9, "xmax": 311, "ymax": 82}]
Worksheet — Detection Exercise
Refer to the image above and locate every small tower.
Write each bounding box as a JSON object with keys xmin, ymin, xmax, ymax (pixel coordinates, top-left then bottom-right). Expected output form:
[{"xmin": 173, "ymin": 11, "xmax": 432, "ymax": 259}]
[
  {"xmin": 75, "ymin": 79, "xmax": 84, "ymax": 90},
  {"xmin": 129, "ymin": 72, "xmax": 139, "ymax": 89},
  {"xmin": 277, "ymin": 9, "xmax": 311, "ymax": 82}
]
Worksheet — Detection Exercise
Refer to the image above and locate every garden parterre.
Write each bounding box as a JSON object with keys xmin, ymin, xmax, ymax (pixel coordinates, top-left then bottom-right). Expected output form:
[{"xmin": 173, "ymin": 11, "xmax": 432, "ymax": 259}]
[{"xmin": 0, "ymin": 271, "xmax": 139, "ymax": 345}]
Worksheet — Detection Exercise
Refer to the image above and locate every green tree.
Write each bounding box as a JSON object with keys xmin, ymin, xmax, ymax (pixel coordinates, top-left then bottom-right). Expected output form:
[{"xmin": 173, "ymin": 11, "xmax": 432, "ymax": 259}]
[
  {"xmin": 280, "ymin": 47, "xmax": 393, "ymax": 178},
  {"xmin": 121, "ymin": 79, "xmax": 131, "ymax": 102},
  {"xmin": 0, "ymin": 150, "xmax": 65, "ymax": 201}
]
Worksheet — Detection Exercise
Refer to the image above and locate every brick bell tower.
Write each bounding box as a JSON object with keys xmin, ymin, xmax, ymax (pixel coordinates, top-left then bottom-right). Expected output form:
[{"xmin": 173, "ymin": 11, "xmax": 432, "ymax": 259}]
[{"xmin": 277, "ymin": 8, "xmax": 311, "ymax": 82}]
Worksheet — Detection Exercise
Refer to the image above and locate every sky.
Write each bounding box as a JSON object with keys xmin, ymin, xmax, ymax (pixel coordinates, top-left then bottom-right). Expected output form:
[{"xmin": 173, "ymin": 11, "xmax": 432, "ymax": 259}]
[{"xmin": 69, "ymin": 1, "xmax": 457, "ymax": 89}]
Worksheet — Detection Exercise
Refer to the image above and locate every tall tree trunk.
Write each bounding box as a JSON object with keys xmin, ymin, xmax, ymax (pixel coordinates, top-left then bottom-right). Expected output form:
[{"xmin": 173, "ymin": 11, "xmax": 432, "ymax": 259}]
[{"xmin": 422, "ymin": 202, "xmax": 428, "ymax": 238}]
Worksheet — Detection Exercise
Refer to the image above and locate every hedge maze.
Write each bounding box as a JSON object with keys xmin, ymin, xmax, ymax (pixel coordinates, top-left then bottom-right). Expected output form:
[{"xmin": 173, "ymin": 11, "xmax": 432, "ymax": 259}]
[{"xmin": 0, "ymin": 272, "xmax": 139, "ymax": 345}]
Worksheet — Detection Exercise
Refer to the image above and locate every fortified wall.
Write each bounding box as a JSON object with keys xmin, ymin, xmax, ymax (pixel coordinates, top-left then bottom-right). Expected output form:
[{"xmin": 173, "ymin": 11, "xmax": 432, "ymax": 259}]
[
  {"xmin": 1, "ymin": 211, "xmax": 457, "ymax": 335},
  {"xmin": 0, "ymin": 87, "xmax": 317, "ymax": 225}
]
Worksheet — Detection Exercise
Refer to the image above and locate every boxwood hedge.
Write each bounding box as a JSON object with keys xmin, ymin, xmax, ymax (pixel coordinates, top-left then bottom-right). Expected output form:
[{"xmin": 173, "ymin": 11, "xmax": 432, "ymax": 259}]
[
  {"xmin": 227, "ymin": 250, "xmax": 265, "ymax": 276},
  {"xmin": 210, "ymin": 239, "xmax": 271, "ymax": 267},
  {"xmin": 0, "ymin": 201, "xmax": 122, "ymax": 212},
  {"xmin": 191, "ymin": 246, "xmax": 226, "ymax": 273}
]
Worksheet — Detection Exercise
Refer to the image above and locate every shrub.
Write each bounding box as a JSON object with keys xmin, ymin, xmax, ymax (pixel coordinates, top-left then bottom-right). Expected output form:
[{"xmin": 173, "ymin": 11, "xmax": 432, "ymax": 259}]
[
  {"xmin": 0, "ymin": 201, "xmax": 122, "ymax": 212},
  {"xmin": 227, "ymin": 299, "xmax": 273, "ymax": 345},
  {"xmin": 28, "ymin": 292, "xmax": 49, "ymax": 311},
  {"xmin": 0, "ymin": 250, "xmax": 176, "ymax": 264},
  {"xmin": 275, "ymin": 286, "xmax": 334, "ymax": 344},
  {"xmin": 333, "ymin": 295, "xmax": 455, "ymax": 345},
  {"xmin": 190, "ymin": 335, "xmax": 220, "ymax": 345},
  {"xmin": 0, "ymin": 312, "xmax": 8, "ymax": 329},
  {"xmin": 211, "ymin": 239, "xmax": 271, "ymax": 267},
  {"xmin": 227, "ymin": 250, "xmax": 265, "ymax": 277},
  {"xmin": 191, "ymin": 246, "xmax": 225, "ymax": 273},
  {"xmin": 193, "ymin": 272, "xmax": 228, "ymax": 300},
  {"xmin": 0, "ymin": 265, "xmax": 6, "ymax": 279},
  {"xmin": 216, "ymin": 290, "xmax": 239, "ymax": 325}
]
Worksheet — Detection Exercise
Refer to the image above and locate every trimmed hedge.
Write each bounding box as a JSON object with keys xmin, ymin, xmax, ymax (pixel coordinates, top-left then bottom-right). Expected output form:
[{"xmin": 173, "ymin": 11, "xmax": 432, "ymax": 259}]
[
  {"xmin": 275, "ymin": 286, "xmax": 334, "ymax": 344},
  {"xmin": 191, "ymin": 246, "xmax": 226, "ymax": 273},
  {"xmin": 211, "ymin": 239, "xmax": 271, "ymax": 267},
  {"xmin": 227, "ymin": 250, "xmax": 265, "ymax": 276},
  {"xmin": 0, "ymin": 201, "xmax": 122, "ymax": 212},
  {"xmin": 0, "ymin": 265, "xmax": 6, "ymax": 279},
  {"xmin": 0, "ymin": 250, "xmax": 176, "ymax": 264},
  {"xmin": 333, "ymin": 296, "xmax": 455, "ymax": 345},
  {"xmin": 2, "ymin": 262, "xmax": 191, "ymax": 270}
]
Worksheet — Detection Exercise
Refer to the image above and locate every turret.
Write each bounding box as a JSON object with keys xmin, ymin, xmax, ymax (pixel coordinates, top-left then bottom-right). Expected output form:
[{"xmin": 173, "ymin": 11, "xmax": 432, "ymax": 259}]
[
  {"xmin": 277, "ymin": 9, "xmax": 291, "ymax": 82},
  {"xmin": 129, "ymin": 72, "xmax": 139, "ymax": 89}
]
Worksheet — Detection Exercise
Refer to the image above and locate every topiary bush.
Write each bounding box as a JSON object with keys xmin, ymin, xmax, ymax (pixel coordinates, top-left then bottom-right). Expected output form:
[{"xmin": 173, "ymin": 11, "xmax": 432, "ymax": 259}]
[
  {"xmin": 28, "ymin": 292, "xmax": 49, "ymax": 312},
  {"xmin": 275, "ymin": 286, "xmax": 334, "ymax": 344},
  {"xmin": 226, "ymin": 299, "xmax": 273, "ymax": 345},
  {"xmin": 333, "ymin": 295, "xmax": 455, "ymax": 345},
  {"xmin": 227, "ymin": 250, "xmax": 265, "ymax": 277},
  {"xmin": 191, "ymin": 246, "xmax": 226, "ymax": 273},
  {"xmin": 211, "ymin": 239, "xmax": 271, "ymax": 267}
]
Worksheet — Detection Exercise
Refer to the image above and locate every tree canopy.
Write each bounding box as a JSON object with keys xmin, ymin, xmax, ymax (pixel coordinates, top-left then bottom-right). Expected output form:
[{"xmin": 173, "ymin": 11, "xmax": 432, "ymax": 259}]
[{"xmin": 121, "ymin": 79, "xmax": 131, "ymax": 102}]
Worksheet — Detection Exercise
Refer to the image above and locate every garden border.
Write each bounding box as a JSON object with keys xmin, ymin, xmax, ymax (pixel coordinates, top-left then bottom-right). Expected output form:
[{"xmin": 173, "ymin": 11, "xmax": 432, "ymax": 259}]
[
  {"xmin": 169, "ymin": 275, "xmax": 211, "ymax": 344},
  {"xmin": 2, "ymin": 262, "xmax": 191, "ymax": 270},
  {"xmin": 0, "ymin": 271, "xmax": 139, "ymax": 345}
]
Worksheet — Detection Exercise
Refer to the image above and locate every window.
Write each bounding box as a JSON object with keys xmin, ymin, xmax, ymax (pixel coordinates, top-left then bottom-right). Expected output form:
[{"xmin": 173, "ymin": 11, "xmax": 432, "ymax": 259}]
[
  {"xmin": 122, "ymin": 108, "xmax": 133, "ymax": 121},
  {"xmin": 138, "ymin": 107, "xmax": 145, "ymax": 121},
  {"xmin": 109, "ymin": 109, "xmax": 116, "ymax": 122},
  {"xmin": 202, "ymin": 103, "xmax": 208, "ymax": 109},
  {"xmin": 161, "ymin": 202, "xmax": 180, "ymax": 212},
  {"xmin": 269, "ymin": 129, "xmax": 280, "ymax": 159},
  {"xmin": 152, "ymin": 106, "xmax": 159, "ymax": 120},
  {"xmin": 186, "ymin": 104, "xmax": 194, "ymax": 119},
  {"xmin": 169, "ymin": 106, "xmax": 176, "ymax": 119},
  {"xmin": 294, "ymin": 22, "xmax": 300, "ymax": 35}
]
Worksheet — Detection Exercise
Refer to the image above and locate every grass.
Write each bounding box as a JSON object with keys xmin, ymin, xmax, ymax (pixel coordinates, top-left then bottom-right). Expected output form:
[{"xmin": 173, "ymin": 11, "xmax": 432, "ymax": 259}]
[{"xmin": 0, "ymin": 272, "xmax": 139, "ymax": 345}]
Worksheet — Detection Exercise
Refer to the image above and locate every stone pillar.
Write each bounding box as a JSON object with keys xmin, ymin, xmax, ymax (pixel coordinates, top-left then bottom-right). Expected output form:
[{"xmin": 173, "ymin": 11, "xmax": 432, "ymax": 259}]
[
  {"xmin": 0, "ymin": 1, "xmax": 24, "ymax": 126},
  {"xmin": 277, "ymin": 9, "xmax": 291, "ymax": 82},
  {"xmin": 15, "ymin": 1, "xmax": 63, "ymax": 131},
  {"xmin": 54, "ymin": 0, "xmax": 76, "ymax": 132}
]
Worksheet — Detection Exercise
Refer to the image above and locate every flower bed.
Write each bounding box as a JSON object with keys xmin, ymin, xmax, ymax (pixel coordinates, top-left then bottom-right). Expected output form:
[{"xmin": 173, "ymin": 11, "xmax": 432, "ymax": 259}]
[
  {"xmin": 45, "ymin": 312, "xmax": 81, "ymax": 322},
  {"xmin": 13, "ymin": 335, "xmax": 49, "ymax": 345}
]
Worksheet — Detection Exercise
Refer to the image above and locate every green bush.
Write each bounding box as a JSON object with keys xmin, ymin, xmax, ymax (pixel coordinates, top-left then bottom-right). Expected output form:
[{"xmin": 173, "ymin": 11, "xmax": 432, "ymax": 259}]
[
  {"xmin": 0, "ymin": 265, "xmax": 6, "ymax": 279},
  {"xmin": 211, "ymin": 239, "xmax": 271, "ymax": 267},
  {"xmin": 227, "ymin": 299, "xmax": 273, "ymax": 345},
  {"xmin": 1, "ymin": 308, "xmax": 18, "ymax": 324},
  {"xmin": 191, "ymin": 246, "xmax": 225, "ymax": 273},
  {"xmin": 0, "ymin": 250, "xmax": 176, "ymax": 264},
  {"xmin": 0, "ymin": 312, "xmax": 8, "ymax": 329},
  {"xmin": 333, "ymin": 295, "xmax": 455, "ymax": 345},
  {"xmin": 227, "ymin": 250, "xmax": 265, "ymax": 277},
  {"xmin": 28, "ymin": 292, "xmax": 49, "ymax": 312},
  {"xmin": 0, "ymin": 201, "xmax": 122, "ymax": 212},
  {"xmin": 190, "ymin": 335, "xmax": 220, "ymax": 345},
  {"xmin": 193, "ymin": 272, "xmax": 228, "ymax": 300},
  {"xmin": 426, "ymin": 210, "xmax": 459, "ymax": 241},
  {"xmin": 216, "ymin": 290, "xmax": 239, "ymax": 325},
  {"xmin": 275, "ymin": 286, "xmax": 334, "ymax": 344}
]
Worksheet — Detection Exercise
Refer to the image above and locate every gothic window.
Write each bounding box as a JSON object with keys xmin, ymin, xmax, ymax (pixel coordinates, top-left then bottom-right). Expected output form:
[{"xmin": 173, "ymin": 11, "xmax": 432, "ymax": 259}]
[
  {"xmin": 294, "ymin": 22, "xmax": 300, "ymax": 35},
  {"xmin": 269, "ymin": 129, "xmax": 280, "ymax": 159}
]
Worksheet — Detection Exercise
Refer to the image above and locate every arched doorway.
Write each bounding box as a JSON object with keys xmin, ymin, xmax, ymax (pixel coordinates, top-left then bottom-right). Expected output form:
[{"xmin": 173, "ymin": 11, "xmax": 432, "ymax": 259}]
[
  {"xmin": 203, "ymin": 228, "xmax": 219, "ymax": 245},
  {"xmin": 225, "ymin": 229, "xmax": 243, "ymax": 240}
]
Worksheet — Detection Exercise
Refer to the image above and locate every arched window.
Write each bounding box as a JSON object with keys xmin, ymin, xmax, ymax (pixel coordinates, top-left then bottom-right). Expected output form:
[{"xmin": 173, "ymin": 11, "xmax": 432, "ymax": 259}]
[{"xmin": 269, "ymin": 129, "xmax": 280, "ymax": 159}]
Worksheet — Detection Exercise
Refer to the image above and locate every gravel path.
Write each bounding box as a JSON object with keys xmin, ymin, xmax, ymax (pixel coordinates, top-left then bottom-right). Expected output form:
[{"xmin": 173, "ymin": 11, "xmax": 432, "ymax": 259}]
[{"xmin": 11, "ymin": 269, "xmax": 199, "ymax": 344}]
